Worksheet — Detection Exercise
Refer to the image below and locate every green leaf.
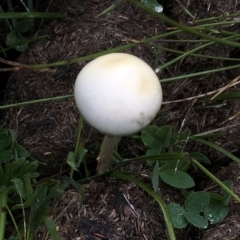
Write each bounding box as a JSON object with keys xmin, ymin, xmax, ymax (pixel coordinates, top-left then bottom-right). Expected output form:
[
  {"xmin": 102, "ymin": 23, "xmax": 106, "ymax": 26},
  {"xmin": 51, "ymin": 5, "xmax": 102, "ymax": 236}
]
[
  {"xmin": 185, "ymin": 192, "xmax": 210, "ymax": 213},
  {"xmin": 152, "ymin": 161, "xmax": 159, "ymax": 192},
  {"xmin": 141, "ymin": 0, "xmax": 163, "ymax": 13},
  {"xmin": 192, "ymin": 138, "xmax": 240, "ymax": 164},
  {"xmin": 6, "ymin": 30, "xmax": 19, "ymax": 46},
  {"xmin": 146, "ymin": 147, "xmax": 162, "ymax": 157},
  {"xmin": 168, "ymin": 203, "xmax": 188, "ymax": 229},
  {"xmin": 144, "ymin": 126, "xmax": 175, "ymax": 160},
  {"xmin": 141, "ymin": 125, "xmax": 161, "ymax": 148},
  {"xmin": 204, "ymin": 196, "xmax": 229, "ymax": 224},
  {"xmin": 43, "ymin": 217, "xmax": 62, "ymax": 240},
  {"xmin": 76, "ymin": 147, "xmax": 88, "ymax": 168},
  {"xmin": 141, "ymin": 125, "xmax": 172, "ymax": 149},
  {"xmin": 14, "ymin": 160, "xmax": 38, "ymax": 179},
  {"xmin": 60, "ymin": 176, "xmax": 84, "ymax": 203},
  {"xmin": 67, "ymin": 151, "xmax": 78, "ymax": 171},
  {"xmin": 29, "ymin": 204, "xmax": 51, "ymax": 233},
  {"xmin": 14, "ymin": 19, "xmax": 34, "ymax": 33},
  {"xmin": 12, "ymin": 194, "xmax": 35, "ymax": 210},
  {"xmin": 159, "ymin": 169, "xmax": 195, "ymax": 188},
  {"xmin": 56, "ymin": 183, "xmax": 69, "ymax": 196},
  {"xmin": 160, "ymin": 158, "xmax": 190, "ymax": 172},
  {"xmin": 0, "ymin": 130, "xmax": 12, "ymax": 151},
  {"xmin": 11, "ymin": 178, "xmax": 26, "ymax": 199},
  {"xmin": 8, "ymin": 129, "xmax": 18, "ymax": 142},
  {"xmin": 14, "ymin": 143, "xmax": 30, "ymax": 158},
  {"xmin": 61, "ymin": 175, "xmax": 82, "ymax": 193},
  {"xmin": 208, "ymin": 193, "xmax": 224, "ymax": 201},
  {"xmin": 6, "ymin": 30, "xmax": 28, "ymax": 51},
  {"xmin": 184, "ymin": 211, "xmax": 208, "ymax": 228},
  {"xmin": 222, "ymin": 180, "xmax": 233, "ymax": 205},
  {"xmin": 0, "ymin": 150, "xmax": 13, "ymax": 163},
  {"xmin": 144, "ymin": 153, "xmax": 186, "ymax": 162},
  {"xmin": 146, "ymin": 152, "xmax": 186, "ymax": 166},
  {"xmin": 1, "ymin": 159, "xmax": 38, "ymax": 186},
  {"xmin": 28, "ymin": 183, "xmax": 60, "ymax": 234},
  {"xmin": 15, "ymin": 34, "xmax": 28, "ymax": 52},
  {"xmin": 24, "ymin": 173, "xmax": 34, "ymax": 198},
  {"xmin": 155, "ymin": 125, "xmax": 173, "ymax": 148},
  {"xmin": 189, "ymin": 152, "xmax": 211, "ymax": 164},
  {"xmin": 0, "ymin": 125, "xmax": 8, "ymax": 135}
]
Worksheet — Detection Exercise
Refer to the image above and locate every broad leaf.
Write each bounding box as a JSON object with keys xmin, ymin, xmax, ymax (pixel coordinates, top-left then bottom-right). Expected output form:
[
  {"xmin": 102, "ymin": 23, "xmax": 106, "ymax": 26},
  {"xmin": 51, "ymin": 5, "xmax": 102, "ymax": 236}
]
[
  {"xmin": 160, "ymin": 158, "xmax": 190, "ymax": 172},
  {"xmin": 8, "ymin": 129, "xmax": 18, "ymax": 142},
  {"xmin": 0, "ymin": 150, "xmax": 13, "ymax": 163},
  {"xmin": 66, "ymin": 151, "xmax": 78, "ymax": 171},
  {"xmin": 6, "ymin": 30, "xmax": 28, "ymax": 51},
  {"xmin": 141, "ymin": 0, "xmax": 163, "ymax": 13},
  {"xmin": 2, "ymin": 159, "xmax": 38, "ymax": 186},
  {"xmin": 155, "ymin": 125, "xmax": 173, "ymax": 148},
  {"xmin": 76, "ymin": 147, "xmax": 88, "ymax": 168},
  {"xmin": 168, "ymin": 203, "xmax": 188, "ymax": 228},
  {"xmin": 29, "ymin": 185, "xmax": 54, "ymax": 234},
  {"xmin": 152, "ymin": 161, "xmax": 159, "ymax": 192},
  {"xmin": 204, "ymin": 197, "xmax": 229, "ymax": 224},
  {"xmin": 185, "ymin": 192, "xmax": 210, "ymax": 213},
  {"xmin": 159, "ymin": 169, "xmax": 195, "ymax": 188},
  {"xmin": 6, "ymin": 30, "xmax": 19, "ymax": 46},
  {"xmin": 61, "ymin": 175, "xmax": 82, "ymax": 193},
  {"xmin": 12, "ymin": 178, "xmax": 26, "ymax": 199},
  {"xmin": 15, "ymin": 19, "xmax": 34, "ymax": 33},
  {"xmin": 184, "ymin": 211, "xmax": 208, "ymax": 228},
  {"xmin": 222, "ymin": 180, "xmax": 233, "ymax": 205},
  {"xmin": 189, "ymin": 152, "xmax": 211, "ymax": 164},
  {"xmin": 44, "ymin": 216, "xmax": 62, "ymax": 240},
  {"xmin": 146, "ymin": 147, "xmax": 162, "ymax": 157},
  {"xmin": 0, "ymin": 129, "xmax": 12, "ymax": 151},
  {"xmin": 141, "ymin": 125, "xmax": 161, "ymax": 148},
  {"xmin": 14, "ymin": 143, "xmax": 30, "ymax": 158},
  {"xmin": 142, "ymin": 125, "xmax": 175, "ymax": 163}
]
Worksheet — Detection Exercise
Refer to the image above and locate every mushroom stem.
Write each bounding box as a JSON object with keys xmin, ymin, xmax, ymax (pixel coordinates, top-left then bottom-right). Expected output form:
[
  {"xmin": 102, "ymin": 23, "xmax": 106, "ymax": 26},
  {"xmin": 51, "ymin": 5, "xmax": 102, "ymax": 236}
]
[{"xmin": 96, "ymin": 135, "xmax": 117, "ymax": 174}]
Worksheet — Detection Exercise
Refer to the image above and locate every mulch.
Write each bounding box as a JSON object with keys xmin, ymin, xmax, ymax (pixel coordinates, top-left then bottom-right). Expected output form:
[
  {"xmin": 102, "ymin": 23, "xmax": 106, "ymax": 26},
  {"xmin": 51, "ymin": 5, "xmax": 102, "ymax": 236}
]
[{"xmin": 1, "ymin": 0, "xmax": 240, "ymax": 239}]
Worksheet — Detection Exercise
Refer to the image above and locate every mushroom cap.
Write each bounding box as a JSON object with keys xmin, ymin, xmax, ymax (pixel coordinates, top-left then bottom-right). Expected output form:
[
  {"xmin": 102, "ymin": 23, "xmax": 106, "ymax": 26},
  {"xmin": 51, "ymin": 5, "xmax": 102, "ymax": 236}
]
[{"xmin": 74, "ymin": 53, "xmax": 162, "ymax": 136}]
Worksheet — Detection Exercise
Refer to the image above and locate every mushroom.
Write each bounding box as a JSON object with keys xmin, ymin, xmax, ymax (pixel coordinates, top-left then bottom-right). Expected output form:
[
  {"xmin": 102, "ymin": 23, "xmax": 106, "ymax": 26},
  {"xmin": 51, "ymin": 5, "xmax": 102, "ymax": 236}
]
[{"xmin": 74, "ymin": 53, "xmax": 162, "ymax": 173}]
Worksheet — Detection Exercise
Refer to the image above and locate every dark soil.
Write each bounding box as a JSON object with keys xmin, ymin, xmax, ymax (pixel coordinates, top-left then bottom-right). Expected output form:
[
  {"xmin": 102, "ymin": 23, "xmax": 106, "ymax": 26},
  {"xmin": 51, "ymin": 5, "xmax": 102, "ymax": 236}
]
[{"xmin": 1, "ymin": 0, "xmax": 240, "ymax": 239}]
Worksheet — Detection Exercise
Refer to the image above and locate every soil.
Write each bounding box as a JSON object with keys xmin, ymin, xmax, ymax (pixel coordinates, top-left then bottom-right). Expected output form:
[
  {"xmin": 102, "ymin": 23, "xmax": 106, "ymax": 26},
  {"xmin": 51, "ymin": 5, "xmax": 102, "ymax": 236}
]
[{"xmin": 1, "ymin": 0, "xmax": 240, "ymax": 239}]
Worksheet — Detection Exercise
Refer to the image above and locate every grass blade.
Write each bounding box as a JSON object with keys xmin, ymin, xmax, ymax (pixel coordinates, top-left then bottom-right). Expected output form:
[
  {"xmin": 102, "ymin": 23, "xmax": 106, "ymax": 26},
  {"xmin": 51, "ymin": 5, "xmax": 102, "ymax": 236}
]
[
  {"xmin": 192, "ymin": 138, "xmax": 240, "ymax": 164},
  {"xmin": 192, "ymin": 160, "xmax": 240, "ymax": 203},
  {"xmin": 0, "ymin": 12, "xmax": 62, "ymax": 19},
  {"xmin": 43, "ymin": 216, "xmax": 62, "ymax": 240}
]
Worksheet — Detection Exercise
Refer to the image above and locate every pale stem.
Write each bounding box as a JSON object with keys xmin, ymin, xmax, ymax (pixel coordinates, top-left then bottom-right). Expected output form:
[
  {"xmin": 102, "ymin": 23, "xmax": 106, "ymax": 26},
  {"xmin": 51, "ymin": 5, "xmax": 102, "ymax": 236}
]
[
  {"xmin": 96, "ymin": 135, "xmax": 117, "ymax": 174},
  {"xmin": 0, "ymin": 187, "xmax": 8, "ymax": 240}
]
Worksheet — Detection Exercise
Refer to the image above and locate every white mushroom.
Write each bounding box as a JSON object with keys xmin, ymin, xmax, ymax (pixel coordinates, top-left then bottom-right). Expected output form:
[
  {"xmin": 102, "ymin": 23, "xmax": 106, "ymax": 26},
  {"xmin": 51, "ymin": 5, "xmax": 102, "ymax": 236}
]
[{"xmin": 74, "ymin": 53, "xmax": 162, "ymax": 173}]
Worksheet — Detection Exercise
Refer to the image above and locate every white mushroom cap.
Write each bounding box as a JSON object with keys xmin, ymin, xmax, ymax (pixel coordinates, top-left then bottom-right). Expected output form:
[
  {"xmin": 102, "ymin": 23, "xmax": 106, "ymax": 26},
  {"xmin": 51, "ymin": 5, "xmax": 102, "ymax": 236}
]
[{"xmin": 74, "ymin": 53, "xmax": 162, "ymax": 136}]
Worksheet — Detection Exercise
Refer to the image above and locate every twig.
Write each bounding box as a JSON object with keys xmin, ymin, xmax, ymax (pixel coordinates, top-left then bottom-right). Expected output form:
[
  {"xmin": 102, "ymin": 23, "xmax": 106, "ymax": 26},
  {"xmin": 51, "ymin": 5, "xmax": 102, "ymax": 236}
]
[
  {"xmin": 162, "ymin": 76, "xmax": 240, "ymax": 105},
  {"xmin": 0, "ymin": 57, "xmax": 27, "ymax": 67},
  {"xmin": 210, "ymin": 75, "xmax": 240, "ymax": 100},
  {"xmin": 219, "ymin": 112, "xmax": 240, "ymax": 126},
  {"xmin": 193, "ymin": 123, "xmax": 240, "ymax": 137},
  {"xmin": 122, "ymin": 190, "xmax": 138, "ymax": 217}
]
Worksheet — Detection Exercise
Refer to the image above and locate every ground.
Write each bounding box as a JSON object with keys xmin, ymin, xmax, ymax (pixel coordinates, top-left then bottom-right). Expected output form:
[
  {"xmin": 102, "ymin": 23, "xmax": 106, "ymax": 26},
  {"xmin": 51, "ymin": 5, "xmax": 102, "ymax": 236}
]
[{"xmin": 1, "ymin": 0, "xmax": 240, "ymax": 239}]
